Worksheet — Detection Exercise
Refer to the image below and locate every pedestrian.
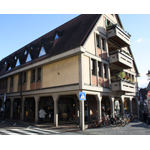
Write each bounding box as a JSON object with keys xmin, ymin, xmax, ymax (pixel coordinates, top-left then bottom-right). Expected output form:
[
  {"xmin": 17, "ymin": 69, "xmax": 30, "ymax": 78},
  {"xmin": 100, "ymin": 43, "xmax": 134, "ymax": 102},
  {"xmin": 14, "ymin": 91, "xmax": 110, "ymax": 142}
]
[
  {"xmin": 143, "ymin": 111, "xmax": 148, "ymax": 124},
  {"xmin": 39, "ymin": 108, "xmax": 47, "ymax": 123},
  {"xmin": 108, "ymin": 107, "xmax": 111, "ymax": 118}
]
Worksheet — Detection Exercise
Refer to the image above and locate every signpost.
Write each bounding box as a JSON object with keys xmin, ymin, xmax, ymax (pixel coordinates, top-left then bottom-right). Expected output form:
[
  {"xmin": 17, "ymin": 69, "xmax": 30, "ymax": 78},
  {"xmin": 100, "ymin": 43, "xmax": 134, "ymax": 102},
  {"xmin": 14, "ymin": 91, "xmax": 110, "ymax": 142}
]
[{"xmin": 79, "ymin": 92, "xmax": 86, "ymax": 130}]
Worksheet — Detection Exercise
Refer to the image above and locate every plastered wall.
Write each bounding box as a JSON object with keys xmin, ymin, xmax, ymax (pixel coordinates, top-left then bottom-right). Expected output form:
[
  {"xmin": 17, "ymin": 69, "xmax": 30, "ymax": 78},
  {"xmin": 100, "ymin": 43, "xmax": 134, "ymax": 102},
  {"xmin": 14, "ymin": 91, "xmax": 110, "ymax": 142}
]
[{"xmin": 42, "ymin": 56, "xmax": 79, "ymax": 88}]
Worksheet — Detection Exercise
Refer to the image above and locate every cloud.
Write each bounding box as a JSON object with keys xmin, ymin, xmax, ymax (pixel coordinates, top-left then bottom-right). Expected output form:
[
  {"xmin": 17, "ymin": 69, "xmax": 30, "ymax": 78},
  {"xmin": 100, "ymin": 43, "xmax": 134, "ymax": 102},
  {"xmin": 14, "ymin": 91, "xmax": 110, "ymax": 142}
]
[
  {"xmin": 133, "ymin": 38, "xmax": 143, "ymax": 44},
  {"xmin": 138, "ymin": 72, "xmax": 149, "ymax": 88}
]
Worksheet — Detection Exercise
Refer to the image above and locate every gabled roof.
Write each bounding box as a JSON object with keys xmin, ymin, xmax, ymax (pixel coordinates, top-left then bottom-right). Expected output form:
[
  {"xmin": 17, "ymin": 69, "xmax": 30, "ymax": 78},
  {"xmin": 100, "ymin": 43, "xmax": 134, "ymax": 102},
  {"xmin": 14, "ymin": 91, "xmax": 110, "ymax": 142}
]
[{"xmin": 0, "ymin": 14, "xmax": 101, "ymax": 76}]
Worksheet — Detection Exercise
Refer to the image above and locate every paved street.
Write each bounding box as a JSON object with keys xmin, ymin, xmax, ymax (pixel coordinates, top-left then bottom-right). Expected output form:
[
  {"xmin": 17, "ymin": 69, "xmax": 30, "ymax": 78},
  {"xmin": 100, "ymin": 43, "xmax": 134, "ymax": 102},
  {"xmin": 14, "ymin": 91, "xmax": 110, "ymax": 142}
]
[{"xmin": 0, "ymin": 120, "xmax": 150, "ymax": 135}]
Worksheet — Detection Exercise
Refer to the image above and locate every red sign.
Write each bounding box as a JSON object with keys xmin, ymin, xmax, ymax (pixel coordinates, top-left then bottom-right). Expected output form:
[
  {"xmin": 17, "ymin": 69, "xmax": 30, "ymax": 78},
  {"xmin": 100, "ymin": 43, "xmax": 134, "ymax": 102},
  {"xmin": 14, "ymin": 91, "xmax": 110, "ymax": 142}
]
[{"xmin": 148, "ymin": 91, "xmax": 150, "ymax": 97}]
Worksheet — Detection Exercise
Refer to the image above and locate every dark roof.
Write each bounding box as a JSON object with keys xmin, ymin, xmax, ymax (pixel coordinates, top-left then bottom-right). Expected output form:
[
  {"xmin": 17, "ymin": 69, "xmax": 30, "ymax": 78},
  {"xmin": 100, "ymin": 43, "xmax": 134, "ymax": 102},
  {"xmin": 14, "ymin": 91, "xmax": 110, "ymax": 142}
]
[{"xmin": 0, "ymin": 14, "xmax": 101, "ymax": 76}]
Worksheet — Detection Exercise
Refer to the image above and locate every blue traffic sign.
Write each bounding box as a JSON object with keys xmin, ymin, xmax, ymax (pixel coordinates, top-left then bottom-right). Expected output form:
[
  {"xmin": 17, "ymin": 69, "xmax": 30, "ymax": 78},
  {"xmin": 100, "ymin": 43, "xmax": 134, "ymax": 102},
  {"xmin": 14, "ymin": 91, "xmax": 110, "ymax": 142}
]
[{"xmin": 79, "ymin": 92, "xmax": 86, "ymax": 100}]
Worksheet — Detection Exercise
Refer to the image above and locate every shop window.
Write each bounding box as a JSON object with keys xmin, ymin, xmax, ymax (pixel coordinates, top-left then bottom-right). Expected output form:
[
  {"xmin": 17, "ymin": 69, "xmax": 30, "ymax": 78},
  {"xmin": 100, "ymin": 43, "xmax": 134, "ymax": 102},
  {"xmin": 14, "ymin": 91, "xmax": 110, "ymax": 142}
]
[
  {"xmin": 37, "ymin": 67, "xmax": 41, "ymax": 81},
  {"xmin": 91, "ymin": 59, "xmax": 96, "ymax": 76},
  {"xmin": 98, "ymin": 62, "xmax": 102, "ymax": 77},
  {"xmin": 10, "ymin": 76, "xmax": 13, "ymax": 87},
  {"xmin": 39, "ymin": 47, "xmax": 46, "ymax": 57},
  {"xmin": 104, "ymin": 64, "xmax": 107, "ymax": 78},
  {"xmin": 31, "ymin": 69, "xmax": 35, "ymax": 83}
]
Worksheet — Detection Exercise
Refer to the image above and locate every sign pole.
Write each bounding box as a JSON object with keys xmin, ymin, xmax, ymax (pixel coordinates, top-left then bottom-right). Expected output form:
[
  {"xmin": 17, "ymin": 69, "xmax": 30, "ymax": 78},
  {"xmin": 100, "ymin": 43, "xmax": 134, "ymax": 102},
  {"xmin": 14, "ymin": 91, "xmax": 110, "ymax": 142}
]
[
  {"xmin": 79, "ymin": 92, "xmax": 86, "ymax": 131},
  {"xmin": 80, "ymin": 100, "xmax": 84, "ymax": 130}
]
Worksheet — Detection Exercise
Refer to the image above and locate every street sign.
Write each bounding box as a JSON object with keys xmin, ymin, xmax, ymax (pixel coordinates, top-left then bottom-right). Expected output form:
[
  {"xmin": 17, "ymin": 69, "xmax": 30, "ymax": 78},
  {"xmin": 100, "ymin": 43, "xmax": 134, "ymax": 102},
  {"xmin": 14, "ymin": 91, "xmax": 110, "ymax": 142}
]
[
  {"xmin": 79, "ymin": 92, "xmax": 86, "ymax": 100},
  {"xmin": 148, "ymin": 91, "xmax": 150, "ymax": 97}
]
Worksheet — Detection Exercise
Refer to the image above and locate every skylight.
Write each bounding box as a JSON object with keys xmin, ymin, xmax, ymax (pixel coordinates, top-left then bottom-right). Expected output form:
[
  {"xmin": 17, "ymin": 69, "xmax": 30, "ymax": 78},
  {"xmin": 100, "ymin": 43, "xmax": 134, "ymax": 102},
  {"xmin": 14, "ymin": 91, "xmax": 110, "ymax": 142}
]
[
  {"xmin": 26, "ymin": 53, "xmax": 32, "ymax": 62},
  {"xmin": 16, "ymin": 58, "xmax": 20, "ymax": 67},
  {"xmin": 24, "ymin": 50, "xmax": 27, "ymax": 55},
  {"xmin": 54, "ymin": 34, "xmax": 59, "ymax": 40},
  {"xmin": 39, "ymin": 47, "xmax": 46, "ymax": 57}
]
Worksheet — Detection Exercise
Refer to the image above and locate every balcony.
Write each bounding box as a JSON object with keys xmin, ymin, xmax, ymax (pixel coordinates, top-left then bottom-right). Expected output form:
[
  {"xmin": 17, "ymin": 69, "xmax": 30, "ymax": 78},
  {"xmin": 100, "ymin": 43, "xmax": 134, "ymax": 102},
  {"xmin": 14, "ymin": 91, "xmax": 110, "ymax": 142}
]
[
  {"xmin": 111, "ymin": 79, "xmax": 136, "ymax": 93},
  {"xmin": 109, "ymin": 50, "xmax": 133, "ymax": 69},
  {"xmin": 107, "ymin": 25, "xmax": 131, "ymax": 47}
]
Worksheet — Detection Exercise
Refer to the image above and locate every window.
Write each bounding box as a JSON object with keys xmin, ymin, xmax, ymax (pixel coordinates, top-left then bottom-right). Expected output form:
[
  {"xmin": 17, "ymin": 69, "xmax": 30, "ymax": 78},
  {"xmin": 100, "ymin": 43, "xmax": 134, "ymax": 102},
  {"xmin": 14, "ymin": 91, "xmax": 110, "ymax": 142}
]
[
  {"xmin": 37, "ymin": 68, "xmax": 41, "ymax": 81},
  {"xmin": 23, "ymin": 72, "xmax": 26, "ymax": 84},
  {"xmin": 31, "ymin": 69, "xmax": 35, "ymax": 83},
  {"xmin": 7, "ymin": 66, "xmax": 11, "ymax": 71},
  {"xmin": 102, "ymin": 38, "xmax": 105, "ymax": 51},
  {"xmin": 98, "ymin": 62, "xmax": 101, "ymax": 77},
  {"xmin": 104, "ymin": 64, "xmax": 107, "ymax": 78},
  {"xmin": 96, "ymin": 35, "xmax": 100, "ymax": 48},
  {"xmin": 18, "ymin": 74, "xmax": 22, "ymax": 85},
  {"xmin": 26, "ymin": 53, "xmax": 32, "ymax": 62},
  {"xmin": 10, "ymin": 76, "xmax": 13, "ymax": 87},
  {"xmin": 105, "ymin": 18, "xmax": 113, "ymax": 28},
  {"xmin": 16, "ymin": 58, "xmax": 20, "ymax": 67},
  {"xmin": 91, "ymin": 59, "xmax": 96, "ymax": 76},
  {"xmin": 39, "ymin": 47, "xmax": 46, "ymax": 57},
  {"xmin": 24, "ymin": 50, "xmax": 27, "ymax": 55},
  {"xmin": 54, "ymin": 34, "xmax": 59, "ymax": 40}
]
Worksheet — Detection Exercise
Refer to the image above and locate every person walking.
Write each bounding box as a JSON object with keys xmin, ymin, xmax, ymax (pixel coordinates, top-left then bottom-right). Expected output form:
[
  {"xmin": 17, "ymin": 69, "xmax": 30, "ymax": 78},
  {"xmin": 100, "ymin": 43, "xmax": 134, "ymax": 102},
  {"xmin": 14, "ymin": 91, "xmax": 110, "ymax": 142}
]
[{"xmin": 39, "ymin": 108, "xmax": 47, "ymax": 123}]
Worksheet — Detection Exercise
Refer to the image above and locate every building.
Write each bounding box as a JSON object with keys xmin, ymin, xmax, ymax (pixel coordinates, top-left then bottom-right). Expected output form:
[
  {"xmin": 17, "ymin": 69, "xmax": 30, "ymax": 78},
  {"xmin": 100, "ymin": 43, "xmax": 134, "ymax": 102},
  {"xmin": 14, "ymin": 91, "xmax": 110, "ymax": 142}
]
[{"xmin": 0, "ymin": 14, "xmax": 140, "ymax": 129}]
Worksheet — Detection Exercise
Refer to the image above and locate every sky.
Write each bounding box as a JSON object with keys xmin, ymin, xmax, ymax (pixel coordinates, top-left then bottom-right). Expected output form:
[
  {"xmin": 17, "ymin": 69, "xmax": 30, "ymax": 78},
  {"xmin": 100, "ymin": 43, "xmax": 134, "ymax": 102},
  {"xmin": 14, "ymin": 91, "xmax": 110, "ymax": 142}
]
[{"xmin": 0, "ymin": 14, "xmax": 149, "ymax": 89}]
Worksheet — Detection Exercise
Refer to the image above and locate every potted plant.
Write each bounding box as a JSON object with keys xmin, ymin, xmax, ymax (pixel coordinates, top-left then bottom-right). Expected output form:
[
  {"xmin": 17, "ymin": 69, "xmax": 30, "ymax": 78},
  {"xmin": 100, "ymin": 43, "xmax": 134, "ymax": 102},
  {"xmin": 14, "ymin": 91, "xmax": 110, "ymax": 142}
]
[{"xmin": 117, "ymin": 72, "xmax": 125, "ymax": 81}]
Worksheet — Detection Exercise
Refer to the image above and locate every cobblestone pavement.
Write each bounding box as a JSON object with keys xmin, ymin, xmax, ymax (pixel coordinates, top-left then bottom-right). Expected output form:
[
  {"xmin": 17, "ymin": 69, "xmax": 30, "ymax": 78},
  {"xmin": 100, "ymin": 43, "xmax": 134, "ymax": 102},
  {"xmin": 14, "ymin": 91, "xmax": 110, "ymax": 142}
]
[
  {"xmin": 1, "ymin": 119, "xmax": 150, "ymax": 135},
  {"xmin": 56, "ymin": 121, "xmax": 150, "ymax": 135}
]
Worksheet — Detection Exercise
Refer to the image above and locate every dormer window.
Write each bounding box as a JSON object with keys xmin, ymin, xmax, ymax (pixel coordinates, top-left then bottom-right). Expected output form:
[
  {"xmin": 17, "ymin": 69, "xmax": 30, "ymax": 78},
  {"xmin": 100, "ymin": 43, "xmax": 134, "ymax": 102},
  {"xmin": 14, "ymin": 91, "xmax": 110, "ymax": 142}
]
[
  {"xmin": 16, "ymin": 58, "xmax": 20, "ymax": 67},
  {"xmin": 8, "ymin": 66, "xmax": 11, "ymax": 71},
  {"xmin": 39, "ymin": 46, "xmax": 46, "ymax": 57},
  {"xmin": 5, "ymin": 61, "xmax": 7, "ymax": 65},
  {"xmin": 26, "ymin": 53, "xmax": 32, "ymax": 62},
  {"xmin": 31, "ymin": 47, "xmax": 33, "ymax": 49},
  {"xmin": 15, "ymin": 56, "xmax": 17, "ymax": 59},
  {"xmin": 24, "ymin": 50, "xmax": 27, "ymax": 55},
  {"xmin": 54, "ymin": 34, "xmax": 59, "ymax": 40}
]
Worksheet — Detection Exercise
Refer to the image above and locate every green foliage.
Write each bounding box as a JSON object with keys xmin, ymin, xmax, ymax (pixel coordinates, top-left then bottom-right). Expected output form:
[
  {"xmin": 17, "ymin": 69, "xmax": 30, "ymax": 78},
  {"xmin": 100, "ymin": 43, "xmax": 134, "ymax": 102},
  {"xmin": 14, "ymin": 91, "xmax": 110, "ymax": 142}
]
[{"xmin": 117, "ymin": 72, "xmax": 125, "ymax": 80}]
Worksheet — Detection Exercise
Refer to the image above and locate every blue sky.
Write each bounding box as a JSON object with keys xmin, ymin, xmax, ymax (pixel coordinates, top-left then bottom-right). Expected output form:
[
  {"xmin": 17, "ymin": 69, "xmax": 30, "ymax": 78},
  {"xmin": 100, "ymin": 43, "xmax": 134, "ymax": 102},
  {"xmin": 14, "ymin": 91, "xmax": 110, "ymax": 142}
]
[{"xmin": 0, "ymin": 14, "xmax": 149, "ymax": 89}]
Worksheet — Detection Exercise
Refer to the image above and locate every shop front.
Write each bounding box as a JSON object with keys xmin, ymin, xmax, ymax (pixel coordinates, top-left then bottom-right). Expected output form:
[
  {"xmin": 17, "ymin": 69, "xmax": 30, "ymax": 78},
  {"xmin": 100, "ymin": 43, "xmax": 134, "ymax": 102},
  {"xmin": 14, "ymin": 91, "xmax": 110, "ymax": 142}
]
[{"xmin": 13, "ymin": 98, "xmax": 21, "ymax": 119}]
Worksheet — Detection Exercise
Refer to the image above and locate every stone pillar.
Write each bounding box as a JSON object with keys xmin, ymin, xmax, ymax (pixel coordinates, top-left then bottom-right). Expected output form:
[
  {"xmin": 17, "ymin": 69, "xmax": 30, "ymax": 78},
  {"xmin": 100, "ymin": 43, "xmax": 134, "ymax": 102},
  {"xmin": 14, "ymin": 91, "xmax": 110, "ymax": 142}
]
[
  {"xmin": 21, "ymin": 96, "xmax": 25, "ymax": 121},
  {"xmin": 10, "ymin": 97, "xmax": 14, "ymax": 119},
  {"xmin": 52, "ymin": 94, "xmax": 59, "ymax": 127},
  {"xmin": 107, "ymin": 65, "xmax": 111, "ymax": 88},
  {"xmin": 121, "ymin": 96, "xmax": 124, "ymax": 115},
  {"xmin": 96, "ymin": 94, "xmax": 102, "ymax": 120},
  {"xmin": 130, "ymin": 98, "xmax": 133, "ymax": 114},
  {"xmin": 34, "ymin": 95, "xmax": 40, "ymax": 124},
  {"xmin": 111, "ymin": 97, "xmax": 114, "ymax": 118}
]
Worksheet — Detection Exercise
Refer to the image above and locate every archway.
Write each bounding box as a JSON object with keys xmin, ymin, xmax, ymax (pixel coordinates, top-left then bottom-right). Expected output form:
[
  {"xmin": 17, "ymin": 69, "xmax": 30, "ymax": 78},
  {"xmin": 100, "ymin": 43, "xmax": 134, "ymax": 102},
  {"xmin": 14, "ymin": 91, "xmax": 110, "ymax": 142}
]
[
  {"xmin": 5, "ymin": 99, "xmax": 11, "ymax": 118},
  {"xmin": 58, "ymin": 96, "xmax": 77, "ymax": 124},
  {"xmin": 13, "ymin": 98, "xmax": 21, "ymax": 119},
  {"xmin": 39, "ymin": 96, "xmax": 54, "ymax": 123},
  {"xmin": 101, "ymin": 96, "xmax": 110, "ymax": 115},
  {"xmin": 24, "ymin": 98, "xmax": 35, "ymax": 120},
  {"xmin": 132, "ymin": 98, "xmax": 137, "ymax": 115},
  {"xmin": 124, "ymin": 98, "xmax": 130, "ymax": 114}
]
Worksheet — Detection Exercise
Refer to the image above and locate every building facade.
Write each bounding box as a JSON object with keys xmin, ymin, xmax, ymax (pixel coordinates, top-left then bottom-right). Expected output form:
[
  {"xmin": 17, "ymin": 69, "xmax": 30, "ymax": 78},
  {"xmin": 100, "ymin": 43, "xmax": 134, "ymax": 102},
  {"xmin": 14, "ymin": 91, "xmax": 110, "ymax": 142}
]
[{"xmin": 0, "ymin": 14, "xmax": 140, "ymax": 127}]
